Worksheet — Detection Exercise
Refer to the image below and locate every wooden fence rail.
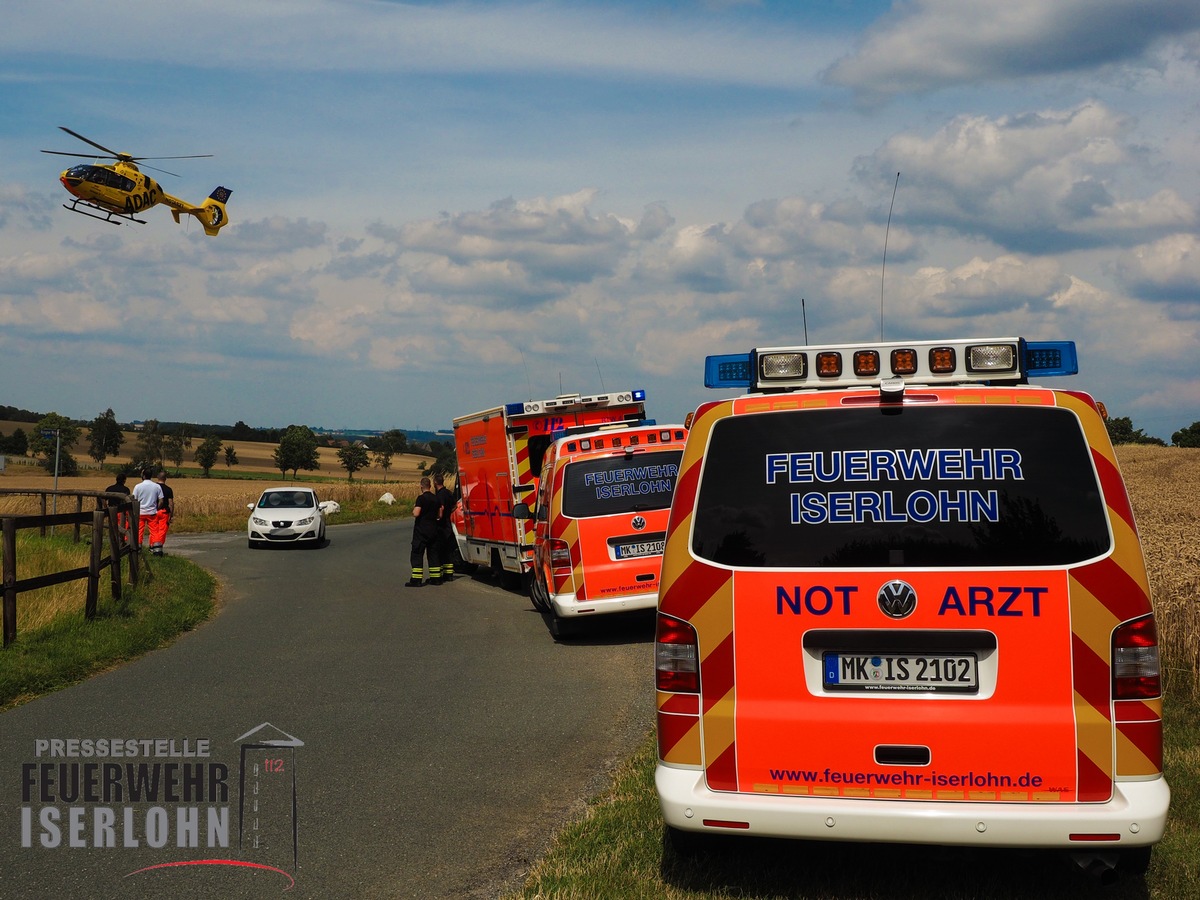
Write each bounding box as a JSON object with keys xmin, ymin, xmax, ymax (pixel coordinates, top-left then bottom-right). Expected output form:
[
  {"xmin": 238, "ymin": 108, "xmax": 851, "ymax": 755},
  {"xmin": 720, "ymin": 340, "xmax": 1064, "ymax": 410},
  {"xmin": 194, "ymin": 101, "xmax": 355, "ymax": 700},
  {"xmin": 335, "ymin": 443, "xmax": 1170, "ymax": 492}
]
[{"xmin": 0, "ymin": 489, "xmax": 141, "ymax": 648}]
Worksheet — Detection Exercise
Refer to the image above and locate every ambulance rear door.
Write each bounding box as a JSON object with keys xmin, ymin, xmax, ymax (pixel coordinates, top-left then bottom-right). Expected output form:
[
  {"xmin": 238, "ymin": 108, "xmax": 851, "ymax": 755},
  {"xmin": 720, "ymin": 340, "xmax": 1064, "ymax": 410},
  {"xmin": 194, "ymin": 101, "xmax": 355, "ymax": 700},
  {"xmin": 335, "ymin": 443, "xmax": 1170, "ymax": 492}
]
[
  {"xmin": 678, "ymin": 389, "xmax": 1147, "ymax": 807},
  {"xmin": 554, "ymin": 426, "xmax": 687, "ymax": 606}
]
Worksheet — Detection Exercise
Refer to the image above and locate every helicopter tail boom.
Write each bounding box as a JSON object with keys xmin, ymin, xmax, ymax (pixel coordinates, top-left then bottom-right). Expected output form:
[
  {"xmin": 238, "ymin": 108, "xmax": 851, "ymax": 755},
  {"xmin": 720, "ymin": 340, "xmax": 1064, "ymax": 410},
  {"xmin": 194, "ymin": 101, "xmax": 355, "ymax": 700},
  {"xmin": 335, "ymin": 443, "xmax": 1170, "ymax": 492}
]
[{"xmin": 166, "ymin": 185, "xmax": 232, "ymax": 236}]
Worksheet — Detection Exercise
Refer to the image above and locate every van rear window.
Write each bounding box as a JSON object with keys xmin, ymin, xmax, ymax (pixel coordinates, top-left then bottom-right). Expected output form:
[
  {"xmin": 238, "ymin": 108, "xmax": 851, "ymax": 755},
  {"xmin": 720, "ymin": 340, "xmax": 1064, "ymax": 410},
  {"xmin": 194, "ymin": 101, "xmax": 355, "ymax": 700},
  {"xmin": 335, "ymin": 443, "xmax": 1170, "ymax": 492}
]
[
  {"xmin": 692, "ymin": 406, "xmax": 1110, "ymax": 568},
  {"xmin": 562, "ymin": 450, "xmax": 683, "ymax": 519}
]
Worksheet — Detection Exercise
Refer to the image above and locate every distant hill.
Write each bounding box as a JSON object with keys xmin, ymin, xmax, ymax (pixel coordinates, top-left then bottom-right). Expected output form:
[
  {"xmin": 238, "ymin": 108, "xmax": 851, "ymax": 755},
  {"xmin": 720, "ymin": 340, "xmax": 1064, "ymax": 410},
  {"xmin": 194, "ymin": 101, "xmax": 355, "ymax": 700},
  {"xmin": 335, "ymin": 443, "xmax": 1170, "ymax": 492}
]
[{"xmin": 1, "ymin": 404, "xmax": 450, "ymax": 448}]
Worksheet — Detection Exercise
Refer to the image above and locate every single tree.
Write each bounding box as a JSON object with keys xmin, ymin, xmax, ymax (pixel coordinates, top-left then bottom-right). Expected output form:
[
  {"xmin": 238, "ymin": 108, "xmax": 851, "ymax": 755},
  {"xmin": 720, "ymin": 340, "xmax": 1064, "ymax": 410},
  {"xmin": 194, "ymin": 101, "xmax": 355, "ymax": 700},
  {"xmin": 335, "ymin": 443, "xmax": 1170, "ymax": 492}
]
[
  {"xmin": 337, "ymin": 443, "xmax": 371, "ymax": 481},
  {"xmin": 374, "ymin": 445, "xmax": 394, "ymax": 480},
  {"xmin": 30, "ymin": 413, "xmax": 82, "ymax": 476},
  {"xmin": 0, "ymin": 427, "xmax": 28, "ymax": 456},
  {"xmin": 163, "ymin": 425, "xmax": 195, "ymax": 472},
  {"xmin": 381, "ymin": 428, "xmax": 408, "ymax": 455},
  {"xmin": 224, "ymin": 445, "xmax": 240, "ymax": 468},
  {"xmin": 430, "ymin": 444, "xmax": 458, "ymax": 479},
  {"xmin": 374, "ymin": 429, "xmax": 409, "ymax": 480},
  {"xmin": 194, "ymin": 434, "xmax": 224, "ymax": 477},
  {"xmin": 1172, "ymin": 421, "xmax": 1200, "ymax": 448},
  {"xmin": 87, "ymin": 408, "xmax": 125, "ymax": 466},
  {"xmin": 136, "ymin": 419, "xmax": 166, "ymax": 468},
  {"xmin": 273, "ymin": 424, "xmax": 321, "ymax": 479}
]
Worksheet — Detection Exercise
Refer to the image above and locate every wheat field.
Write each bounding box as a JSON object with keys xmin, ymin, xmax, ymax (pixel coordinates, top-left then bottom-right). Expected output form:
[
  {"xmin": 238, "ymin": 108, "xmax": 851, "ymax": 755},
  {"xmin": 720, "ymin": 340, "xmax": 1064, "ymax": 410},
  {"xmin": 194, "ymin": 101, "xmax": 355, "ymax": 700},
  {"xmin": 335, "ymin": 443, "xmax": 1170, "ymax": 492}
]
[{"xmin": 1114, "ymin": 445, "xmax": 1200, "ymax": 698}]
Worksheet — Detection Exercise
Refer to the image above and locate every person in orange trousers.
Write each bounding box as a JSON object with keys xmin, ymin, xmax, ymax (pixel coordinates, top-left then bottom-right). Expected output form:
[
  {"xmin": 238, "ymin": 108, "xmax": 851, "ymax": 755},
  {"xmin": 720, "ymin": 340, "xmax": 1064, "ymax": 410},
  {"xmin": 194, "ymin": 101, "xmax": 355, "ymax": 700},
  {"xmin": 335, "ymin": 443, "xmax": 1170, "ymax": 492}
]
[{"xmin": 131, "ymin": 466, "xmax": 164, "ymax": 554}]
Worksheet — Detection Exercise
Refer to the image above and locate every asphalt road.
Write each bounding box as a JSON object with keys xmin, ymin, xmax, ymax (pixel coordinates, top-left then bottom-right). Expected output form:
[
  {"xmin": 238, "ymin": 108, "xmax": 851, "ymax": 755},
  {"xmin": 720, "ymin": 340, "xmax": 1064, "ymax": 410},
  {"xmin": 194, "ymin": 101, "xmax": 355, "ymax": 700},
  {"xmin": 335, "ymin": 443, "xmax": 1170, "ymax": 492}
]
[{"xmin": 0, "ymin": 519, "xmax": 656, "ymax": 899}]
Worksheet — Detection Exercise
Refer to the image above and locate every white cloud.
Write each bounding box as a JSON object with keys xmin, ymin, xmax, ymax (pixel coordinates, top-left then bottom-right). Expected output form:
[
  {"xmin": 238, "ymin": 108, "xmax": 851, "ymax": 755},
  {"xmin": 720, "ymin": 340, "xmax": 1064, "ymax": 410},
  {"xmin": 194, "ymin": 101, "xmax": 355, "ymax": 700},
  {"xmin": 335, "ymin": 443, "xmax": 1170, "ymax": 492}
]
[
  {"xmin": 854, "ymin": 103, "xmax": 1196, "ymax": 252},
  {"xmin": 825, "ymin": 0, "xmax": 1200, "ymax": 101}
]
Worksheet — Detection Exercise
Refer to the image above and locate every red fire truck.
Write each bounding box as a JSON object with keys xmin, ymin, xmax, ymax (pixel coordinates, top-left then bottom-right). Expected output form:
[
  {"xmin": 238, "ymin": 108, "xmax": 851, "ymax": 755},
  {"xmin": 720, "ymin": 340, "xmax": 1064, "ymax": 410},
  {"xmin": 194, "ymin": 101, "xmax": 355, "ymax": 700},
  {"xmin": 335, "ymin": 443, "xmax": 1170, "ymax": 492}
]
[{"xmin": 452, "ymin": 390, "xmax": 648, "ymax": 585}]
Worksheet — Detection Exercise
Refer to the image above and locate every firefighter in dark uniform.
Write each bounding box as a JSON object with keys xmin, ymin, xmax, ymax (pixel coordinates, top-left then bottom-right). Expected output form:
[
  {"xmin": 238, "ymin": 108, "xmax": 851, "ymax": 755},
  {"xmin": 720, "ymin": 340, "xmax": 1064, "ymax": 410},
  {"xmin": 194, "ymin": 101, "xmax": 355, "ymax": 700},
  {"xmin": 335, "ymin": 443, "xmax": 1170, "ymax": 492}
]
[
  {"xmin": 433, "ymin": 473, "xmax": 457, "ymax": 581},
  {"xmin": 406, "ymin": 477, "xmax": 443, "ymax": 587}
]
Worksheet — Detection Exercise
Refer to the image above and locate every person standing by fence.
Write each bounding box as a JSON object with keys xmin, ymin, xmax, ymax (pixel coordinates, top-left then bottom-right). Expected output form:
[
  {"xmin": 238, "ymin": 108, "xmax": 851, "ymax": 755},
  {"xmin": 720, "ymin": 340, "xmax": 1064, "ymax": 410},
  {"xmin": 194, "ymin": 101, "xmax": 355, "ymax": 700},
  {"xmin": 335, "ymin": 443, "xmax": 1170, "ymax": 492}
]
[
  {"xmin": 155, "ymin": 469, "xmax": 175, "ymax": 554},
  {"xmin": 131, "ymin": 467, "xmax": 164, "ymax": 555},
  {"xmin": 104, "ymin": 472, "xmax": 132, "ymax": 540}
]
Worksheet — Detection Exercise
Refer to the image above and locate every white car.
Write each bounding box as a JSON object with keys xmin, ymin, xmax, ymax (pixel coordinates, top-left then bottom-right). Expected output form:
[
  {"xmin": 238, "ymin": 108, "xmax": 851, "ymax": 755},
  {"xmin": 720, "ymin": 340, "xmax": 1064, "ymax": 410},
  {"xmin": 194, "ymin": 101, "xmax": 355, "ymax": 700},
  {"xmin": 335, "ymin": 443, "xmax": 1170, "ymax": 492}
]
[{"xmin": 247, "ymin": 486, "xmax": 334, "ymax": 549}]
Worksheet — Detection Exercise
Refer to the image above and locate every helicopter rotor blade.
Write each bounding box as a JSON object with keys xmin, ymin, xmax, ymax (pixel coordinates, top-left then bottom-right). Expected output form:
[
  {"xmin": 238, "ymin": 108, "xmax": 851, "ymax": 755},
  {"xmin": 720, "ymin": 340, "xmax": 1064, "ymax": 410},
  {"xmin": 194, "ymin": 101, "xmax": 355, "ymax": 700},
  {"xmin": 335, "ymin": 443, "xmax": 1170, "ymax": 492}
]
[
  {"xmin": 41, "ymin": 150, "xmax": 105, "ymax": 158},
  {"xmin": 133, "ymin": 154, "xmax": 214, "ymax": 161},
  {"xmin": 138, "ymin": 163, "xmax": 183, "ymax": 178},
  {"xmin": 58, "ymin": 126, "xmax": 123, "ymax": 158}
]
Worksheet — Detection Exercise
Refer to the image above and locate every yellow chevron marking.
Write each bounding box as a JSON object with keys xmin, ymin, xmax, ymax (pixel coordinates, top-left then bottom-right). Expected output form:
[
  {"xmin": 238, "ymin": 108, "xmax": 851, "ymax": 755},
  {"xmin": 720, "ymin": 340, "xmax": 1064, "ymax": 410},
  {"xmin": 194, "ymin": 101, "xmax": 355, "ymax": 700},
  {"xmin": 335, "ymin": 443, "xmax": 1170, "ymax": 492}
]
[
  {"xmin": 1056, "ymin": 392, "xmax": 1117, "ymax": 468},
  {"xmin": 1074, "ymin": 689, "xmax": 1114, "ymax": 777},
  {"xmin": 1115, "ymin": 727, "xmax": 1158, "ymax": 777},
  {"xmin": 1069, "ymin": 575, "xmax": 1119, "ymax": 663},
  {"xmin": 1108, "ymin": 513, "xmax": 1151, "ymax": 596}
]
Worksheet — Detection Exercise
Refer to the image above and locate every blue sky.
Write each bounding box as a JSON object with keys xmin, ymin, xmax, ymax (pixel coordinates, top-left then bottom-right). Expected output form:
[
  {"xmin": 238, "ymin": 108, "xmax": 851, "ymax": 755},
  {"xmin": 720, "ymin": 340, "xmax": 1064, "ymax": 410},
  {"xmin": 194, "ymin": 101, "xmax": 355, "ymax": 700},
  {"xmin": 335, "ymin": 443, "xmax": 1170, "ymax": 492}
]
[{"xmin": 2, "ymin": 0, "xmax": 1198, "ymax": 439}]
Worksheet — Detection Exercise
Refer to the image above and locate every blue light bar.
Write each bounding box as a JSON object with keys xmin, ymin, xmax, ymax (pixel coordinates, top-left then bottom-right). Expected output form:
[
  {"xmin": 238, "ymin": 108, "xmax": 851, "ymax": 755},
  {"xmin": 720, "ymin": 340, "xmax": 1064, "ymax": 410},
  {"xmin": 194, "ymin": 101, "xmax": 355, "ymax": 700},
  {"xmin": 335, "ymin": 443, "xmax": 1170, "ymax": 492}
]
[
  {"xmin": 1023, "ymin": 341, "xmax": 1078, "ymax": 377},
  {"xmin": 505, "ymin": 402, "xmax": 525, "ymax": 416},
  {"xmin": 632, "ymin": 389, "xmax": 646, "ymax": 401},
  {"xmin": 705, "ymin": 353, "xmax": 753, "ymax": 389}
]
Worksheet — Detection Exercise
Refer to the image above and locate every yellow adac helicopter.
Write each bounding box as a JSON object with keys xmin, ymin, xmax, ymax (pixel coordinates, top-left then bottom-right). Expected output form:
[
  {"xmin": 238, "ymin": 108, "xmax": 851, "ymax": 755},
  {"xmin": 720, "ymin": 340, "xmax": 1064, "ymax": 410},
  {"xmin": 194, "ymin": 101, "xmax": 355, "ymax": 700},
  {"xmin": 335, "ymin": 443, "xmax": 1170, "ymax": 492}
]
[{"xmin": 42, "ymin": 127, "xmax": 232, "ymax": 235}]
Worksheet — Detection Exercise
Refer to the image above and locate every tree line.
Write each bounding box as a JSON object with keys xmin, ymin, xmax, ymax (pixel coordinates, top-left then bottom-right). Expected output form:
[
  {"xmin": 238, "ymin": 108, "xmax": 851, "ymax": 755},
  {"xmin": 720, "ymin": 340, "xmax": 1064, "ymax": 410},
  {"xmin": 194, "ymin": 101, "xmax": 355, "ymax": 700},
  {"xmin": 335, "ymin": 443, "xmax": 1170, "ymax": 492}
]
[{"xmin": 1, "ymin": 409, "xmax": 456, "ymax": 481}]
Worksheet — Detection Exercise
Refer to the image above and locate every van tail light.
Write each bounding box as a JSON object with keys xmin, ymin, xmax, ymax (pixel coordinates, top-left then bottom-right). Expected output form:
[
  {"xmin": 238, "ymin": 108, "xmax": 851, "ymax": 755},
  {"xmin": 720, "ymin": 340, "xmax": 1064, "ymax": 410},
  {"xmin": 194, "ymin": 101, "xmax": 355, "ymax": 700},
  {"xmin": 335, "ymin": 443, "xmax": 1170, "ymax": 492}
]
[
  {"xmin": 656, "ymin": 613, "xmax": 699, "ymax": 694},
  {"xmin": 548, "ymin": 539, "xmax": 572, "ymax": 573},
  {"xmin": 1113, "ymin": 615, "xmax": 1161, "ymax": 700}
]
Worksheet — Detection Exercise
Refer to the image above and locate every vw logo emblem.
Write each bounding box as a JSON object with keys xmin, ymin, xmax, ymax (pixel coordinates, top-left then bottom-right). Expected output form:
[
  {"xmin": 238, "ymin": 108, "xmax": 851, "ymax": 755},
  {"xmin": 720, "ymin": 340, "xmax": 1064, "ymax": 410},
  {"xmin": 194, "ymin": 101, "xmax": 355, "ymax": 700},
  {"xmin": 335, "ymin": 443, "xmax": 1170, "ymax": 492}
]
[
  {"xmin": 631, "ymin": 516, "xmax": 647, "ymax": 531},
  {"xmin": 877, "ymin": 580, "xmax": 917, "ymax": 619}
]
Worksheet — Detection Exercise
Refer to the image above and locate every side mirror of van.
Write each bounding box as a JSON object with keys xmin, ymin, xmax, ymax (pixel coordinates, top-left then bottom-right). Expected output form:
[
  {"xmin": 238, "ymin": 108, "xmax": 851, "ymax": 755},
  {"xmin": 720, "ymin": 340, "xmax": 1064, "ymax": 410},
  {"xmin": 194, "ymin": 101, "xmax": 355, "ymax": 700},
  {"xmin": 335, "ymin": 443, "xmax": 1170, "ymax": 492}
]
[{"xmin": 512, "ymin": 502, "xmax": 532, "ymax": 520}]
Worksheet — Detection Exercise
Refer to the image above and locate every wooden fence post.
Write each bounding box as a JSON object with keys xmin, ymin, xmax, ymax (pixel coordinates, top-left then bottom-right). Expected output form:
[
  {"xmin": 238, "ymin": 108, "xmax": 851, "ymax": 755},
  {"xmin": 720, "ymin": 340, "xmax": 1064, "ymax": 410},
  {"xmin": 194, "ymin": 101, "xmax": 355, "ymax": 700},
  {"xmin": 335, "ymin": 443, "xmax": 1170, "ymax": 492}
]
[
  {"xmin": 128, "ymin": 508, "xmax": 141, "ymax": 586},
  {"xmin": 86, "ymin": 509, "xmax": 102, "ymax": 619},
  {"xmin": 2, "ymin": 518, "xmax": 15, "ymax": 647},
  {"xmin": 106, "ymin": 506, "xmax": 123, "ymax": 602}
]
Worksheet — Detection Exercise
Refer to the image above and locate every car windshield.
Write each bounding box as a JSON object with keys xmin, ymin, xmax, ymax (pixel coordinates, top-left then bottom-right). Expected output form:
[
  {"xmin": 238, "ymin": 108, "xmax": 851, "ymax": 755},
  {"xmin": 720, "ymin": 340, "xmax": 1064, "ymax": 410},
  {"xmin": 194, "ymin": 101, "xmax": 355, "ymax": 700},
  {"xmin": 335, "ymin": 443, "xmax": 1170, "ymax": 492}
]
[
  {"xmin": 258, "ymin": 491, "xmax": 316, "ymax": 510},
  {"xmin": 691, "ymin": 405, "xmax": 1111, "ymax": 568}
]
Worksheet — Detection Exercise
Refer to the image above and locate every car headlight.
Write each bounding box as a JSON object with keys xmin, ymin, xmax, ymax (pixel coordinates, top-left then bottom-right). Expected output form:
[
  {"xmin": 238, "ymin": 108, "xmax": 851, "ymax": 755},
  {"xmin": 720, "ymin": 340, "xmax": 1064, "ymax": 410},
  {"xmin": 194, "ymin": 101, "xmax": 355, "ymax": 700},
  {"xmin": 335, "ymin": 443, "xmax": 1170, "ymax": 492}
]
[
  {"xmin": 295, "ymin": 516, "xmax": 315, "ymax": 527},
  {"xmin": 252, "ymin": 516, "xmax": 269, "ymax": 527}
]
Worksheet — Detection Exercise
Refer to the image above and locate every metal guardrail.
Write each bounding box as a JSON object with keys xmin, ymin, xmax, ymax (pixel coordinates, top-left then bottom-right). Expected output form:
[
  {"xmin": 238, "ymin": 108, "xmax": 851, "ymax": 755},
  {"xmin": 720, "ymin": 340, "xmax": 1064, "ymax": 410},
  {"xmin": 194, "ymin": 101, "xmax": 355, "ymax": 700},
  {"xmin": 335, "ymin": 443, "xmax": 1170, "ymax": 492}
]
[{"xmin": 0, "ymin": 489, "xmax": 142, "ymax": 648}]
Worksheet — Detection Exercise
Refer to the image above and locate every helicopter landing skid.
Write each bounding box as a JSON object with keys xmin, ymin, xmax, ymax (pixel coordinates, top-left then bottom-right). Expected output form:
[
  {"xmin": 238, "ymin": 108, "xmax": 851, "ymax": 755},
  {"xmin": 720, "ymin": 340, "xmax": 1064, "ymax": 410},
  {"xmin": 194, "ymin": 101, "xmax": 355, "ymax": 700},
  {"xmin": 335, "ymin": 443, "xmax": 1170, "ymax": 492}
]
[{"xmin": 63, "ymin": 200, "xmax": 146, "ymax": 226}]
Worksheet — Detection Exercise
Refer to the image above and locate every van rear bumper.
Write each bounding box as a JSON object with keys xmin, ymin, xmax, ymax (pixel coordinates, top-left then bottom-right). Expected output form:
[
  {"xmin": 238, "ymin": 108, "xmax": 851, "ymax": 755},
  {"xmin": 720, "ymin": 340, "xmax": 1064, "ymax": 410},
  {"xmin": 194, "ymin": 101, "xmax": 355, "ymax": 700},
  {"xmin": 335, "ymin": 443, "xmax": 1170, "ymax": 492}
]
[
  {"xmin": 656, "ymin": 764, "xmax": 1170, "ymax": 848},
  {"xmin": 551, "ymin": 591, "xmax": 658, "ymax": 618}
]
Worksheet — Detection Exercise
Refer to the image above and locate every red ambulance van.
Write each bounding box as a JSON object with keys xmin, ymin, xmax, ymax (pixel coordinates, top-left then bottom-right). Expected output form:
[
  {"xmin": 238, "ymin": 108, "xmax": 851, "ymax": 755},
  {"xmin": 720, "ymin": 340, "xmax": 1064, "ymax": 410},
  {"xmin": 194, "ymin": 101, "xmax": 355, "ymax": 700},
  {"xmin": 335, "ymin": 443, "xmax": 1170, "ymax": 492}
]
[
  {"xmin": 452, "ymin": 390, "xmax": 648, "ymax": 585},
  {"xmin": 521, "ymin": 421, "xmax": 687, "ymax": 638},
  {"xmin": 655, "ymin": 337, "xmax": 1168, "ymax": 879}
]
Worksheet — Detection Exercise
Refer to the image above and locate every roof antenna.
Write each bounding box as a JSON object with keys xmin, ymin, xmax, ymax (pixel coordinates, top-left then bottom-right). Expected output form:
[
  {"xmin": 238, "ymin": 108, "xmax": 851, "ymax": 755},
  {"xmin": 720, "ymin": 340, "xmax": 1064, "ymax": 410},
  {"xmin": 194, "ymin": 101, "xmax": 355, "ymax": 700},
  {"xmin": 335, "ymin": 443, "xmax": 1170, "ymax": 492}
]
[
  {"xmin": 520, "ymin": 348, "xmax": 534, "ymax": 401},
  {"xmin": 594, "ymin": 357, "xmax": 606, "ymax": 391},
  {"xmin": 881, "ymin": 171, "xmax": 899, "ymax": 340},
  {"xmin": 801, "ymin": 298, "xmax": 809, "ymax": 344}
]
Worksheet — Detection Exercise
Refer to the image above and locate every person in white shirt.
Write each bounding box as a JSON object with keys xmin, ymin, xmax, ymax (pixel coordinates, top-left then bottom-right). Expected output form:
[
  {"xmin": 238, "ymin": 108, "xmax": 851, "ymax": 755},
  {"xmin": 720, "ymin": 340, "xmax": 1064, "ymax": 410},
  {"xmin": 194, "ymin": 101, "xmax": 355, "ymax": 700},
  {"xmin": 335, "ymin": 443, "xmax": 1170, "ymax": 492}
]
[{"xmin": 131, "ymin": 467, "xmax": 165, "ymax": 554}]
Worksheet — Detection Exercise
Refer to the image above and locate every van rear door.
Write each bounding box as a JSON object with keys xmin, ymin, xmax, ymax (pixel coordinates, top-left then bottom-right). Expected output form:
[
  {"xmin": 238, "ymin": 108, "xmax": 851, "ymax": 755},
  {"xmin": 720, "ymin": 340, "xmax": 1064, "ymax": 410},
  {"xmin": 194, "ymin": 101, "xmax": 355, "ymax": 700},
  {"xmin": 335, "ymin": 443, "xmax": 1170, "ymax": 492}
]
[
  {"xmin": 682, "ymin": 390, "xmax": 1148, "ymax": 805},
  {"xmin": 561, "ymin": 448, "xmax": 682, "ymax": 600}
]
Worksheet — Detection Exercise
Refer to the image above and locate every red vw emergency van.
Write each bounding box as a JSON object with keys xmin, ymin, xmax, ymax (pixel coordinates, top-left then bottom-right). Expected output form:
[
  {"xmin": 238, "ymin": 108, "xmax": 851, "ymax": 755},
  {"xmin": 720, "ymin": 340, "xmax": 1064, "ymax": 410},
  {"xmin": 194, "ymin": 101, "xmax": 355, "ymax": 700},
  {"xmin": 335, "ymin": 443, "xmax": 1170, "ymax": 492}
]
[
  {"xmin": 522, "ymin": 421, "xmax": 687, "ymax": 638},
  {"xmin": 655, "ymin": 337, "xmax": 1169, "ymax": 879}
]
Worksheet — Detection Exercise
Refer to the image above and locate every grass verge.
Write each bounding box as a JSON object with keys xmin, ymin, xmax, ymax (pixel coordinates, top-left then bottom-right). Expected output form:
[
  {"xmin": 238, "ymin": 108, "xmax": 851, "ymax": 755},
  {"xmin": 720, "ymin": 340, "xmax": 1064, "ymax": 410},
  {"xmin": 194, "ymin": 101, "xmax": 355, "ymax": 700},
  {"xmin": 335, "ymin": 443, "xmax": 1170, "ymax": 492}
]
[
  {"xmin": 513, "ymin": 695, "xmax": 1200, "ymax": 899},
  {"xmin": 0, "ymin": 554, "xmax": 215, "ymax": 711}
]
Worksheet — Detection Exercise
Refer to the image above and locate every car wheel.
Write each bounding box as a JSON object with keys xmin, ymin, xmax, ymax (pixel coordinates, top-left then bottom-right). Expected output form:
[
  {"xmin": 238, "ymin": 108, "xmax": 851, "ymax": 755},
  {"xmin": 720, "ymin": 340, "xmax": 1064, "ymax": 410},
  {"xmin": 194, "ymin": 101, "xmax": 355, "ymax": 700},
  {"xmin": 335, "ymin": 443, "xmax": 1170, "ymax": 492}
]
[
  {"xmin": 529, "ymin": 577, "xmax": 548, "ymax": 613},
  {"xmin": 664, "ymin": 825, "xmax": 720, "ymax": 858},
  {"xmin": 1118, "ymin": 846, "xmax": 1153, "ymax": 876},
  {"xmin": 546, "ymin": 611, "xmax": 577, "ymax": 641}
]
